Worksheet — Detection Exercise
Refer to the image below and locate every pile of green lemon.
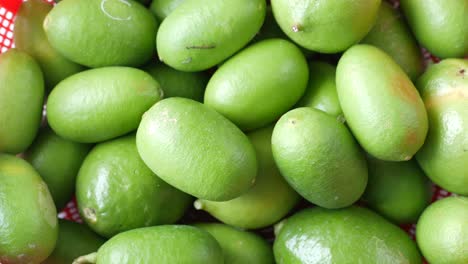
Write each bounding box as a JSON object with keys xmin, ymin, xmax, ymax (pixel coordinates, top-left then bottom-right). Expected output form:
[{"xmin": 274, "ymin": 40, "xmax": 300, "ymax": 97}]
[{"xmin": 0, "ymin": 0, "xmax": 466, "ymax": 263}]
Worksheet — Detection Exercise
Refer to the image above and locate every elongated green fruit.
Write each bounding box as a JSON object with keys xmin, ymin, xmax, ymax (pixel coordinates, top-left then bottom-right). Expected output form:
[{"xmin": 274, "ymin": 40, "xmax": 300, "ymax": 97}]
[
  {"xmin": 44, "ymin": 0, "xmax": 157, "ymax": 67},
  {"xmin": 400, "ymin": 0, "xmax": 468, "ymax": 58},
  {"xmin": 204, "ymin": 38, "xmax": 308, "ymax": 131},
  {"xmin": 137, "ymin": 98, "xmax": 257, "ymax": 201},
  {"xmin": 271, "ymin": 0, "xmax": 381, "ymax": 53},
  {"xmin": 73, "ymin": 225, "xmax": 223, "ymax": 264},
  {"xmin": 157, "ymin": 0, "xmax": 266, "ymax": 71},
  {"xmin": 0, "ymin": 154, "xmax": 58, "ymax": 264},
  {"xmin": 415, "ymin": 59, "xmax": 468, "ymax": 195},
  {"xmin": 0, "ymin": 49, "xmax": 44, "ymax": 154},
  {"xmin": 274, "ymin": 207, "xmax": 421, "ymax": 263},
  {"xmin": 272, "ymin": 107, "xmax": 368, "ymax": 209},
  {"xmin": 47, "ymin": 67, "xmax": 162, "ymax": 143},
  {"xmin": 336, "ymin": 44, "xmax": 428, "ymax": 161}
]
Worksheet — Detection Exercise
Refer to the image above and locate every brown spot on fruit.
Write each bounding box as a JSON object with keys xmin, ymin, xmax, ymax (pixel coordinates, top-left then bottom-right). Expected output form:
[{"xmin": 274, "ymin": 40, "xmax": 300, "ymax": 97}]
[
  {"xmin": 393, "ymin": 76, "xmax": 419, "ymax": 102},
  {"xmin": 405, "ymin": 131, "xmax": 417, "ymax": 145}
]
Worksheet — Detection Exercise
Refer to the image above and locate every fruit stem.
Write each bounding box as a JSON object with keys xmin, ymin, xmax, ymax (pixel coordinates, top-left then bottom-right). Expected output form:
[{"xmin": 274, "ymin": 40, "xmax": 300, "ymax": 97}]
[{"xmin": 73, "ymin": 252, "xmax": 97, "ymax": 264}]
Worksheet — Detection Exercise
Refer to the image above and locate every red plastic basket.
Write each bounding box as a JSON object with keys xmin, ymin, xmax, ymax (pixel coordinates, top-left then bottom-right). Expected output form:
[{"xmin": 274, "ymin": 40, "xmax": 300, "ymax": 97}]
[{"xmin": 0, "ymin": 0, "xmax": 454, "ymax": 246}]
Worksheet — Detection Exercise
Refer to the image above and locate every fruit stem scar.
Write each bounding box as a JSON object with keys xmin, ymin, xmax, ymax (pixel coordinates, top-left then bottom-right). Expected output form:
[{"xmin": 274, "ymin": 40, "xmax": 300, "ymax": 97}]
[
  {"xmin": 185, "ymin": 45, "xmax": 216, "ymax": 50},
  {"xmin": 101, "ymin": 0, "xmax": 132, "ymax": 21},
  {"xmin": 83, "ymin": 207, "xmax": 97, "ymax": 223},
  {"xmin": 193, "ymin": 200, "xmax": 203, "ymax": 210}
]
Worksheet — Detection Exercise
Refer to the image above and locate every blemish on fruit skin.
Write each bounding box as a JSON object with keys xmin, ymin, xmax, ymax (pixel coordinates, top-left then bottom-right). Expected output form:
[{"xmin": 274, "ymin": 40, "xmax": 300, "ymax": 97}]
[
  {"xmin": 185, "ymin": 45, "xmax": 216, "ymax": 50},
  {"xmin": 292, "ymin": 24, "xmax": 303, "ymax": 32},
  {"xmin": 458, "ymin": 69, "xmax": 465, "ymax": 76},
  {"xmin": 393, "ymin": 76, "xmax": 418, "ymax": 102},
  {"xmin": 100, "ymin": 0, "xmax": 132, "ymax": 21},
  {"xmin": 182, "ymin": 57, "xmax": 192, "ymax": 64},
  {"xmin": 38, "ymin": 182, "xmax": 57, "ymax": 228}
]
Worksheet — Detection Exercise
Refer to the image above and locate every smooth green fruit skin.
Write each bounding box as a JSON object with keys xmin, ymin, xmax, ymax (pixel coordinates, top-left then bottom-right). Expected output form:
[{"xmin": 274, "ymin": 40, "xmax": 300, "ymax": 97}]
[
  {"xmin": 417, "ymin": 197, "xmax": 468, "ymax": 264},
  {"xmin": 274, "ymin": 207, "xmax": 421, "ymax": 264},
  {"xmin": 415, "ymin": 59, "xmax": 468, "ymax": 195},
  {"xmin": 272, "ymin": 108, "xmax": 368, "ymax": 209},
  {"xmin": 361, "ymin": 1, "xmax": 424, "ymax": 80},
  {"xmin": 44, "ymin": 0, "xmax": 157, "ymax": 67},
  {"xmin": 295, "ymin": 61, "xmax": 342, "ymax": 117},
  {"xmin": 336, "ymin": 44, "xmax": 428, "ymax": 161},
  {"xmin": 157, "ymin": 0, "xmax": 266, "ymax": 71},
  {"xmin": 24, "ymin": 127, "xmax": 91, "ymax": 210},
  {"xmin": 205, "ymin": 39, "xmax": 308, "ymax": 131},
  {"xmin": 363, "ymin": 157, "xmax": 432, "ymax": 224},
  {"xmin": 149, "ymin": 0, "xmax": 185, "ymax": 21},
  {"xmin": 0, "ymin": 154, "xmax": 58, "ymax": 264},
  {"xmin": 271, "ymin": 0, "xmax": 381, "ymax": 53},
  {"xmin": 44, "ymin": 220, "xmax": 106, "ymax": 264},
  {"xmin": 400, "ymin": 0, "xmax": 468, "ymax": 58},
  {"xmin": 144, "ymin": 62, "xmax": 207, "ymax": 101},
  {"xmin": 195, "ymin": 223, "xmax": 274, "ymax": 264},
  {"xmin": 47, "ymin": 67, "xmax": 162, "ymax": 143},
  {"xmin": 137, "ymin": 98, "xmax": 257, "ymax": 201},
  {"xmin": 195, "ymin": 125, "xmax": 300, "ymax": 229},
  {"xmin": 76, "ymin": 134, "xmax": 191, "ymax": 238},
  {"xmin": 14, "ymin": 0, "xmax": 84, "ymax": 91},
  {"xmin": 95, "ymin": 225, "xmax": 224, "ymax": 264},
  {"xmin": 0, "ymin": 49, "xmax": 44, "ymax": 154}
]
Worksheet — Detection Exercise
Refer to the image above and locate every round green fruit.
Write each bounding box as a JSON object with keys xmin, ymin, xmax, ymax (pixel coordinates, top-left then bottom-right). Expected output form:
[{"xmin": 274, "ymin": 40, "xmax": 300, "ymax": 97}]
[{"xmin": 416, "ymin": 196, "xmax": 468, "ymax": 264}]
